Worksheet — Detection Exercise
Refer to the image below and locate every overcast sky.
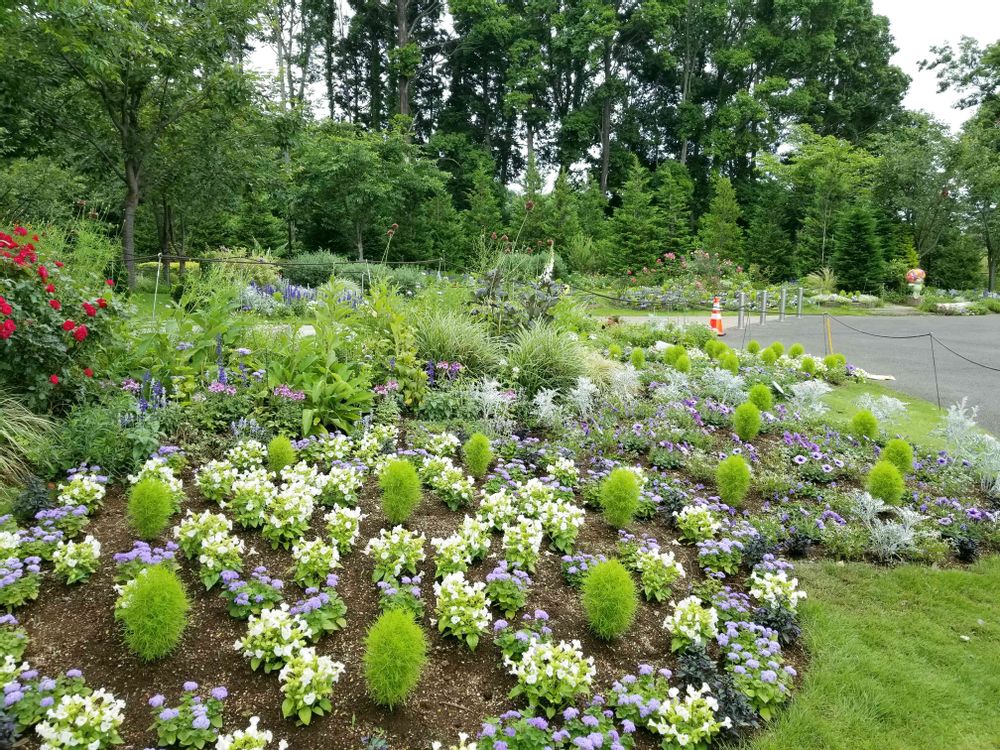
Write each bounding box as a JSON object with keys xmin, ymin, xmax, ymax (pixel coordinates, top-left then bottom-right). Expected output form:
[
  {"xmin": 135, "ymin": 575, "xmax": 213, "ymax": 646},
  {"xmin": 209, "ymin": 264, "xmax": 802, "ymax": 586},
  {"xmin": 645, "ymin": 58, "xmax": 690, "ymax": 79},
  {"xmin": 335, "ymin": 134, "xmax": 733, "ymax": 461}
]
[{"xmin": 873, "ymin": 0, "xmax": 1000, "ymax": 130}]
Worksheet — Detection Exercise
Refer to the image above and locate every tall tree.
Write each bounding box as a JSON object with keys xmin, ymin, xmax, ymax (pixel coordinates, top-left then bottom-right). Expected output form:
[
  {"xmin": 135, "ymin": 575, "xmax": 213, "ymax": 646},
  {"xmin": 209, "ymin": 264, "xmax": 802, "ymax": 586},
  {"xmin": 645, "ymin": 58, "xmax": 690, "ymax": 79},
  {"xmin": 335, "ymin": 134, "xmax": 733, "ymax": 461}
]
[
  {"xmin": 697, "ymin": 173, "xmax": 743, "ymax": 261},
  {"xmin": 833, "ymin": 202, "xmax": 884, "ymax": 292},
  {"xmin": 609, "ymin": 156, "xmax": 661, "ymax": 273}
]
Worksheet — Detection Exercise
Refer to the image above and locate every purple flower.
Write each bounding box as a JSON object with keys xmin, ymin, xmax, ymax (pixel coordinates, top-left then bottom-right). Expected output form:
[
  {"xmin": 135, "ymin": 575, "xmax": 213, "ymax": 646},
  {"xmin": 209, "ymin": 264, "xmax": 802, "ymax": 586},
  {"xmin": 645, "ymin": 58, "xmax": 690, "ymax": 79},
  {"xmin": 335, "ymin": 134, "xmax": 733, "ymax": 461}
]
[
  {"xmin": 66, "ymin": 669, "xmax": 82, "ymax": 679},
  {"xmin": 148, "ymin": 694, "xmax": 166, "ymax": 708},
  {"xmin": 183, "ymin": 681, "xmax": 198, "ymax": 692},
  {"xmin": 159, "ymin": 708, "xmax": 180, "ymax": 721},
  {"xmin": 192, "ymin": 714, "xmax": 211, "ymax": 730},
  {"xmin": 211, "ymin": 686, "xmax": 228, "ymax": 701}
]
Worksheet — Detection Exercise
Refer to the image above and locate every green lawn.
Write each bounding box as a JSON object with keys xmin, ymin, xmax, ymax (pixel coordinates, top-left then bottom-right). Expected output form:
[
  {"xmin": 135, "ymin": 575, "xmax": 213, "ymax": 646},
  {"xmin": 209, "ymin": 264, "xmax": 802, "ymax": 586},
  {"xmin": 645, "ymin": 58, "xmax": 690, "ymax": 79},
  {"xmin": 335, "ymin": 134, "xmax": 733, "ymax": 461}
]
[
  {"xmin": 821, "ymin": 380, "xmax": 952, "ymax": 449},
  {"xmin": 751, "ymin": 557, "xmax": 1000, "ymax": 750}
]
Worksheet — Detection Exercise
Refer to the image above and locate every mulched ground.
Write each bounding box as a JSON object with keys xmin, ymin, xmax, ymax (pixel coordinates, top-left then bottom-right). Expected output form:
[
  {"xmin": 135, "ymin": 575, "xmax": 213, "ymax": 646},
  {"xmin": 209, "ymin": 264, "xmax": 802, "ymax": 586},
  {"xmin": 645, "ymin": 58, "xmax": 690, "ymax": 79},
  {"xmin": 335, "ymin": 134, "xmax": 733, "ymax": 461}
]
[{"xmin": 16, "ymin": 466, "xmax": 796, "ymax": 750}]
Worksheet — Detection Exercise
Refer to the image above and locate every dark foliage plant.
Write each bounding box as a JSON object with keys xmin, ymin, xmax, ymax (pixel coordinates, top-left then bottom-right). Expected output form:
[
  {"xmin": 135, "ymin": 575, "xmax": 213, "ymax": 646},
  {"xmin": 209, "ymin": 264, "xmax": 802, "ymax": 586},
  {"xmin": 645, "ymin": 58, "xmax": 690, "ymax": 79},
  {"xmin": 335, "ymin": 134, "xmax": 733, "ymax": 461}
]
[{"xmin": 12, "ymin": 476, "xmax": 53, "ymax": 524}]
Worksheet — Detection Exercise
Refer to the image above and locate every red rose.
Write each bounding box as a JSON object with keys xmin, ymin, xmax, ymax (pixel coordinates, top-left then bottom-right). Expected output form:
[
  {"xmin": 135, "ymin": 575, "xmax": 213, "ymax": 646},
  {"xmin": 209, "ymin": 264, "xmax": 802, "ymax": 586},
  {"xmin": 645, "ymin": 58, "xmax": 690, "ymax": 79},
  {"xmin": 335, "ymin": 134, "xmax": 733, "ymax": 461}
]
[
  {"xmin": 97, "ymin": 298, "xmax": 108, "ymax": 309},
  {"xmin": 0, "ymin": 320, "xmax": 15, "ymax": 339},
  {"xmin": 83, "ymin": 367, "xmax": 94, "ymax": 378},
  {"xmin": 38, "ymin": 265, "xmax": 48, "ymax": 281},
  {"xmin": 49, "ymin": 299, "xmax": 61, "ymax": 311},
  {"xmin": 105, "ymin": 279, "xmax": 115, "ymax": 286},
  {"xmin": 62, "ymin": 320, "xmax": 75, "ymax": 331},
  {"xmin": 54, "ymin": 260, "xmax": 63, "ymax": 267},
  {"xmin": 49, "ymin": 374, "xmax": 59, "ymax": 385},
  {"xmin": 13, "ymin": 227, "xmax": 27, "ymax": 236},
  {"xmin": 82, "ymin": 302, "xmax": 96, "ymax": 317},
  {"xmin": 73, "ymin": 324, "xmax": 89, "ymax": 342},
  {"xmin": 45, "ymin": 284, "xmax": 55, "ymax": 293},
  {"xmin": 32, "ymin": 235, "xmax": 40, "ymax": 242}
]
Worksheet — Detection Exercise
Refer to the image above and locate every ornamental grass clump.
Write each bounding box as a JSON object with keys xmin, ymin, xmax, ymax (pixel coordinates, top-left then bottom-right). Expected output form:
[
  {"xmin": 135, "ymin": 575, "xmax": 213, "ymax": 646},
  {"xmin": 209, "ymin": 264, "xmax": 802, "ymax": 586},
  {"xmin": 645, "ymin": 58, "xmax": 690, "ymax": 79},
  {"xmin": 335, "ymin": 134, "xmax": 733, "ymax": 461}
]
[
  {"xmin": 881, "ymin": 438, "xmax": 914, "ymax": 475},
  {"xmin": 581, "ymin": 559, "xmax": 637, "ymax": 640},
  {"xmin": 266, "ymin": 436, "xmax": 296, "ymax": 473},
  {"xmin": 716, "ymin": 454, "xmax": 751, "ymax": 508},
  {"xmin": 127, "ymin": 478, "xmax": 174, "ymax": 540},
  {"xmin": 747, "ymin": 383, "xmax": 773, "ymax": 412},
  {"xmin": 732, "ymin": 402, "xmax": 761, "ymax": 442},
  {"xmin": 363, "ymin": 609, "xmax": 427, "ymax": 708},
  {"xmin": 115, "ymin": 565, "xmax": 189, "ymax": 661},
  {"xmin": 462, "ymin": 433, "xmax": 493, "ymax": 479},
  {"xmin": 379, "ymin": 459, "xmax": 422, "ymax": 524},
  {"xmin": 866, "ymin": 460, "xmax": 905, "ymax": 505},
  {"xmin": 851, "ymin": 409, "xmax": 879, "ymax": 440},
  {"xmin": 599, "ymin": 468, "xmax": 641, "ymax": 528}
]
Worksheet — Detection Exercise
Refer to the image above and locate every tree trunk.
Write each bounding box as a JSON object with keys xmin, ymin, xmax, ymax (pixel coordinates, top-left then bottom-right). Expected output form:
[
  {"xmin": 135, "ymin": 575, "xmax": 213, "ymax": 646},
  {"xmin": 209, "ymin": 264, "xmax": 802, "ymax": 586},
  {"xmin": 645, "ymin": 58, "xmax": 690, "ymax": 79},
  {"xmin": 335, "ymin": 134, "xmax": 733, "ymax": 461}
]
[
  {"xmin": 599, "ymin": 47, "xmax": 612, "ymax": 195},
  {"xmin": 526, "ymin": 125, "xmax": 534, "ymax": 166},
  {"xmin": 123, "ymin": 160, "xmax": 140, "ymax": 290},
  {"xmin": 356, "ymin": 224, "xmax": 365, "ymax": 261},
  {"xmin": 396, "ymin": 0, "xmax": 410, "ymax": 117},
  {"xmin": 985, "ymin": 229, "xmax": 996, "ymax": 292}
]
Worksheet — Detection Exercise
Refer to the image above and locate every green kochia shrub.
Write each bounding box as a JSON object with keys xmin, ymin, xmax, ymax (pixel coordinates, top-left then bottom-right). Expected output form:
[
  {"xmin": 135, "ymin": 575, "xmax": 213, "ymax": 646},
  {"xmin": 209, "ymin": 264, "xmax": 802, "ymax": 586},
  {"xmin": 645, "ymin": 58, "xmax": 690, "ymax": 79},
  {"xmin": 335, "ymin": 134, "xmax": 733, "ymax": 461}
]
[
  {"xmin": 581, "ymin": 559, "xmax": 637, "ymax": 640},
  {"xmin": 747, "ymin": 383, "xmax": 773, "ymax": 412},
  {"xmin": 716, "ymin": 454, "xmax": 751, "ymax": 508},
  {"xmin": 629, "ymin": 348, "xmax": 646, "ymax": 369},
  {"xmin": 267, "ymin": 435, "xmax": 296, "ymax": 473},
  {"xmin": 674, "ymin": 353, "xmax": 691, "ymax": 373},
  {"xmin": 507, "ymin": 322, "xmax": 586, "ymax": 397},
  {"xmin": 760, "ymin": 348, "xmax": 777, "ymax": 367},
  {"xmin": 115, "ymin": 565, "xmax": 189, "ymax": 661},
  {"xmin": 881, "ymin": 438, "xmax": 914, "ymax": 475},
  {"xmin": 463, "ymin": 433, "xmax": 493, "ymax": 479},
  {"xmin": 720, "ymin": 352, "xmax": 740, "ymax": 375},
  {"xmin": 867, "ymin": 460, "xmax": 905, "ymax": 505},
  {"xmin": 747, "ymin": 340, "xmax": 761, "ymax": 355},
  {"xmin": 127, "ymin": 478, "xmax": 174, "ymax": 540},
  {"xmin": 800, "ymin": 357, "xmax": 817, "ymax": 376},
  {"xmin": 363, "ymin": 609, "xmax": 427, "ymax": 707},
  {"xmin": 770, "ymin": 341, "xmax": 785, "ymax": 357},
  {"xmin": 599, "ymin": 468, "xmax": 641, "ymax": 528},
  {"xmin": 733, "ymin": 402, "xmax": 762, "ymax": 442},
  {"xmin": 788, "ymin": 343, "xmax": 804, "ymax": 358},
  {"xmin": 379, "ymin": 459, "xmax": 422, "ymax": 524},
  {"xmin": 851, "ymin": 410, "xmax": 879, "ymax": 441}
]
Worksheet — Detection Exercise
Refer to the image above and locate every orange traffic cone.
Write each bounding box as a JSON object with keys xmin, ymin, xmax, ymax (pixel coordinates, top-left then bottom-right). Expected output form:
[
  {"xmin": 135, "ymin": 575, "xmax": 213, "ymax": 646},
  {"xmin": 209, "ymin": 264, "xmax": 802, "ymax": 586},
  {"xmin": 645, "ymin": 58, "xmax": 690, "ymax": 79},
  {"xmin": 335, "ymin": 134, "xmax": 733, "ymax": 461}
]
[{"xmin": 709, "ymin": 296, "xmax": 726, "ymax": 336}]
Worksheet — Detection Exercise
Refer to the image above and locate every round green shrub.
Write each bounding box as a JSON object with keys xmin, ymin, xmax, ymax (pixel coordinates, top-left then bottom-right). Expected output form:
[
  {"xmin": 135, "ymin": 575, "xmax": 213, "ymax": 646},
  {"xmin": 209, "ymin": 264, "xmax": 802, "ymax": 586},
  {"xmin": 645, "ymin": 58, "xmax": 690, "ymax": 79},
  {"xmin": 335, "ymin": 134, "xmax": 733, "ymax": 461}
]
[
  {"xmin": 380, "ymin": 459, "xmax": 423, "ymax": 524},
  {"xmin": 463, "ymin": 433, "xmax": 493, "ymax": 479},
  {"xmin": 599, "ymin": 468, "xmax": 641, "ymax": 528},
  {"xmin": 851, "ymin": 410, "xmax": 879, "ymax": 441},
  {"xmin": 663, "ymin": 345, "xmax": 684, "ymax": 366},
  {"xmin": 881, "ymin": 438, "xmax": 914, "ymax": 475},
  {"xmin": 760, "ymin": 348, "xmax": 778, "ymax": 367},
  {"xmin": 281, "ymin": 251, "xmax": 340, "ymax": 287},
  {"xmin": 716, "ymin": 454, "xmax": 751, "ymax": 508},
  {"xmin": 747, "ymin": 383, "xmax": 773, "ymax": 412},
  {"xmin": 770, "ymin": 341, "xmax": 785, "ymax": 357},
  {"xmin": 788, "ymin": 343, "xmax": 804, "ymax": 358},
  {"xmin": 747, "ymin": 340, "xmax": 761, "ymax": 355},
  {"xmin": 733, "ymin": 402, "xmax": 762, "ymax": 443},
  {"xmin": 674, "ymin": 353, "xmax": 691, "ymax": 373},
  {"xmin": 115, "ymin": 565, "xmax": 189, "ymax": 661},
  {"xmin": 363, "ymin": 609, "xmax": 427, "ymax": 707},
  {"xmin": 721, "ymin": 352, "xmax": 740, "ymax": 375},
  {"xmin": 581, "ymin": 559, "xmax": 637, "ymax": 640},
  {"xmin": 801, "ymin": 357, "xmax": 817, "ymax": 376},
  {"xmin": 267, "ymin": 435, "xmax": 296, "ymax": 473},
  {"xmin": 824, "ymin": 353, "xmax": 847, "ymax": 368},
  {"xmin": 629, "ymin": 347, "xmax": 646, "ymax": 369},
  {"xmin": 866, "ymin": 460, "xmax": 905, "ymax": 505},
  {"xmin": 608, "ymin": 343, "xmax": 623, "ymax": 360},
  {"xmin": 127, "ymin": 478, "xmax": 174, "ymax": 540}
]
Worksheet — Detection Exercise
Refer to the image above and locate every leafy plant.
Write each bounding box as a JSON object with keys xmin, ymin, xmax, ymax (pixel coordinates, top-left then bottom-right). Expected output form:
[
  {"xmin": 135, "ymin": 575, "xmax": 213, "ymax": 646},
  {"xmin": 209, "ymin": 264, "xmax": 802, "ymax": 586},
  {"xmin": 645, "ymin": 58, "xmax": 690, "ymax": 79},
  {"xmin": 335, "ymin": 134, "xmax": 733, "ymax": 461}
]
[
  {"xmin": 733, "ymin": 402, "xmax": 762, "ymax": 442},
  {"xmin": 716, "ymin": 454, "xmax": 751, "ymax": 508},
  {"xmin": 747, "ymin": 383, "xmax": 773, "ymax": 412},
  {"xmin": 115, "ymin": 565, "xmax": 189, "ymax": 661},
  {"xmin": 266, "ymin": 435, "xmax": 296, "ymax": 473},
  {"xmin": 599, "ymin": 468, "xmax": 641, "ymax": 528},
  {"xmin": 414, "ymin": 309, "xmax": 501, "ymax": 377},
  {"xmin": 851, "ymin": 409, "xmax": 879, "ymax": 440},
  {"xmin": 127, "ymin": 477, "xmax": 174, "ymax": 540},
  {"xmin": 379, "ymin": 459, "xmax": 422, "ymax": 524},
  {"xmin": 866, "ymin": 460, "xmax": 905, "ymax": 505},
  {"xmin": 363, "ymin": 609, "xmax": 427, "ymax": 708},
  {"xmin": 506, "ymin": 322, "xmax": 586, "ymax": 397},
  {"xmin": 581, "ymin": 559, "xmax": 637, "ymax": 640},
  {"xmin": 462, "ymin": 432, "xmax": 493, "ymax": 479},
  {"xmin": 881, "ymin": 438, "xmax": 914, "ymax": 475},
  {"xmin": 12, "ymin": 475, "xmax": 53, "ymax": 524}
]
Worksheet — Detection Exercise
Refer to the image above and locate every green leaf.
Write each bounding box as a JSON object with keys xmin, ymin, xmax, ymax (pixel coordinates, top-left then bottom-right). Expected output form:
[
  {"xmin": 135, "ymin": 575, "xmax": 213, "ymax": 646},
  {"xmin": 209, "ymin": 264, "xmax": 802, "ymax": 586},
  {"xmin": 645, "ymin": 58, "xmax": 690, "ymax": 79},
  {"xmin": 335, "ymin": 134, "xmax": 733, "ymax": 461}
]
[{"xmin": 298, "ymin": 707, "xmax": 312, "ymax": 725}]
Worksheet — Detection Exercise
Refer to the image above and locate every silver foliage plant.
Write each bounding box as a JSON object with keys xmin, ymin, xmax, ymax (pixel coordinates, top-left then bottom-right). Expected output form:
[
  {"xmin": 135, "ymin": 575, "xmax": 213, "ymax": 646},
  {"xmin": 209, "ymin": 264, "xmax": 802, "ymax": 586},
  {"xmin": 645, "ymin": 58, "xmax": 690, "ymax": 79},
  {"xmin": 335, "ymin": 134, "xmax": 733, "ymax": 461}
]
[
  {"xmin": 789, "ymin": 380, "xmax": 832, "ymax": 417},
  {"xmin": 532, "ymin": 388, "xmax": 565, "ymax": 430},
  {"xmin": 567, "ymin": 377, "xmax": 598, "ymax": 419},
  {"xmin": 856, "ymin": 393, "xmax": 906, "ymax": 423},
  {"xmin": 472, "ymin": 378, "xmax": 516, "ymax": 438},
  {"xmin": 853, "ymin": 491, "xmax": 930, "ymax": 563},
  {"xmin": 697, "ymin": 367, "xmax": 746, "ymax": 406},
  {"xmin": 608, "ymin": 364, "xmax": 642, "ymax": 407},
  {"xmin": 939, "ymin": 398, "xmax": 1000, "ymax": 498}
]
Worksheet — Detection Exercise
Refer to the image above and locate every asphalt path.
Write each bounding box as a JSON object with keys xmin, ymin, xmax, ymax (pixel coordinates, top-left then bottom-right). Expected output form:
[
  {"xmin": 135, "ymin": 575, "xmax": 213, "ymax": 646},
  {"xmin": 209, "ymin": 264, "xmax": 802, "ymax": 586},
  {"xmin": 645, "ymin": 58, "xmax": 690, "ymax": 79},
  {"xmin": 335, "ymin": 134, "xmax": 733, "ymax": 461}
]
[{"xmin": 729, "ymin": 314, "xmax": 1000, "ymax": 435}]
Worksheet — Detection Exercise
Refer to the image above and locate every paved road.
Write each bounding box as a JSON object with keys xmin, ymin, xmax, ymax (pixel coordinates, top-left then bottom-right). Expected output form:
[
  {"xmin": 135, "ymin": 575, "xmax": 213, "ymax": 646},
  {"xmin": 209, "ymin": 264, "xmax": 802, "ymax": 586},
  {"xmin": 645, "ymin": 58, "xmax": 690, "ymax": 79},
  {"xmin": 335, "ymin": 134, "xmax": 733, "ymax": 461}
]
[{"xmin": 737, "ymin": 314, "xmax": 1000, "ymax": 434}]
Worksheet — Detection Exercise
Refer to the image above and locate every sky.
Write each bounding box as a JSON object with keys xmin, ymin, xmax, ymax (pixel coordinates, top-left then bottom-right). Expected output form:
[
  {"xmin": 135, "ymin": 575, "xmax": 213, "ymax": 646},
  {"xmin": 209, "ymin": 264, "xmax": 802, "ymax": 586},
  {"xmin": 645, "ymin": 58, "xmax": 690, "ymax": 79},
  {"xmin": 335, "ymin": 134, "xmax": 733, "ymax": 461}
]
[{"xmin": 873, "ymin": 0, "xmax": 1000, "ymax": 130}]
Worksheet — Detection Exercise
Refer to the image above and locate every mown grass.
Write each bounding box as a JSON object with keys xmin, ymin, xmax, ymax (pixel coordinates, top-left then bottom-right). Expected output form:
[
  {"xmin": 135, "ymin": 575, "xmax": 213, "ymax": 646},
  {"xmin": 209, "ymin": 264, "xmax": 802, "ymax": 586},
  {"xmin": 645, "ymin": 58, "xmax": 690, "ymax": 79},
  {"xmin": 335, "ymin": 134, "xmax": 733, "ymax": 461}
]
[
  {"xmin": 751, "ymin": 557, "xmax": 1000, "ymax": 750},
  {"xmin": 821, "ymin": 380, "xmax": 950, "ymax": 449}
]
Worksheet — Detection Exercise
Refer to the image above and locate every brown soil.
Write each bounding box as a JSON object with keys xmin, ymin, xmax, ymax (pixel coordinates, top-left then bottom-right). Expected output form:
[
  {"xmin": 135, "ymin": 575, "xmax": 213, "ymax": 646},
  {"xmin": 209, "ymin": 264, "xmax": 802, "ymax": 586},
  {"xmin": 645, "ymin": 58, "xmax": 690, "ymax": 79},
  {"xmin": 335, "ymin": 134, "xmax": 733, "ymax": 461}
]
[{"xmin": 16, "ymin": 471, "xmax": 800, "ymax": 750}]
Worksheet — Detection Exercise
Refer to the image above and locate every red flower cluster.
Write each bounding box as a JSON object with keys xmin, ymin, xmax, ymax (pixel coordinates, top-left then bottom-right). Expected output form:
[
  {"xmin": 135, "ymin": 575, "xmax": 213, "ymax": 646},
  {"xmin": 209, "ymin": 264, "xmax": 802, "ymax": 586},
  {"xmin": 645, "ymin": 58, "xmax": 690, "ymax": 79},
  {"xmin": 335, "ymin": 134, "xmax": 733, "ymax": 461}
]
[{"xmin": 0, "ymin": 294, "xmax": 14, "ymax": 340}]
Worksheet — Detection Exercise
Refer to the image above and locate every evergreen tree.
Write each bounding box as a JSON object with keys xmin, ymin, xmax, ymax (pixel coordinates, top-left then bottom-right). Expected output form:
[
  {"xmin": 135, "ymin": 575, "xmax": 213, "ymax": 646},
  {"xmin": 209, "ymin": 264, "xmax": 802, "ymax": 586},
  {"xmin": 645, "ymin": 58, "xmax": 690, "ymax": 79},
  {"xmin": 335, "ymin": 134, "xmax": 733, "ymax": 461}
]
[
  {"xmin": 654, "ymin": 162, "xmax": 694, "ymax": 258},
  {"xmin": 746, "ymin": 209, "xmax": 794, "ymax": 280},
  {"xmin": 833, "ymin": 203, "xmax": 885, "ymax": 292},
  {"xmin": 463, "ymin": 168, "xmax": 504, "ymax": 239},
  {"xmin": 608, "ymin": 156, "xmax": 661, "ymax": 274},
  {"xmin": 541, "ymin": 170, "xmax": 582, "ymax": 255},
  {"xmin": 698, "ymin": 174, "xmax": 744, "ymax": 261}
]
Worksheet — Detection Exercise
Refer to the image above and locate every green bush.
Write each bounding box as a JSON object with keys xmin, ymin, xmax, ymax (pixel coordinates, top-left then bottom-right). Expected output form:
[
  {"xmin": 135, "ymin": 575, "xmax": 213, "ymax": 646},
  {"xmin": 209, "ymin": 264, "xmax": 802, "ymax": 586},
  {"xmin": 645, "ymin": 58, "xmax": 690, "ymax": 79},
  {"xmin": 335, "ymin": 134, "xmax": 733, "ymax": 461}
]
[
  {"xmin": 760, "ymin": 348, "xmax": 778, "ymax": 367},
  {"xmin": 581, "ymin": 559, "xmax": 637, "ymax": 640},
  {"xmin": 704, "ymin": 339, "xmax": 725, "ymax": 359},
  {"xmin": 267, "ymin": 435, "xmax": 296, "ymax": 473},
  {"xmin": 363, "ymin": 608, "xmax": 428, "ymax": 707},
  {"xmin": 380, "ymin": 459, "xmax": 422, "ymax": 523},
  {"xmin": 851, "ymin": 410, "xmax": 879, "ymax": 441},
  {"xmin": 629, "ymin": 347, "xmax": 646, "ymax": 369},
  {"xmin": 674, "ymin": 353, "xmax": 691, "ymax": 373},
  {"xmin": 747, "ymin": 340, "xmax": 761, "ymax": 355},
  {"xmin": 747, "ymin": 383, "xmax": 773, "ymax": 412},
  {"xmin": 281, "ymin": 251, "xmax": 341, "ymax": 287},
  {"xmin": 881, "ymin": 438, "xmax": 914, "ymax": 475},
  {"xmin": 115, "ymin": 566, "xmax": 189, "ymax": 661},
  {"xmin": 823, "ymin": 353, "xmax": 848, "ymax": 384},
  {"xmin": 788, "ymin": 343, "xmax": 805, "ymax": 358},
  {"xmin": 663, "ymin": 345, "xmax": 684, "ymax": 366},
  {"xmin": 463, "ymin": 433, "xmax": 493, "ymax": 479},
  {"xmin": 801, "ymin": 357, "xmax": 817, "ymax": 376},
  {"xmin": 12, "ymin": 476, "xmax": 53, "ymax": 524},
  {"xmin": 866, "ymin": 460, "xmax": 905, "ymax": 505},
  {"xmin": 720, "ymin": 352, "xmax": 740, "ymax": 375},
  {"xmin": 770, "ymin": 341, "xmax": 785, "ymax": 357},
  {"xmin": 507, "ymin": 322, "xmax": 586, "ymax": 397},
  {"xmin": 599, "ymin": 468, "xmax": 641, "ymax": 528},
  {"xmin": 733, "ymin": 402, "xmax": 762, "ymax": 442},
  {"xmin": 716, "ymin": 454, "xmax": 751, "ymax": 508},
  {"xmin": 127, "ymin": 478, "xmax": 174, "ymax": 540},
  {"xmin": 414, "ymin": 310, "xmax": 501, "ymax": 377},
  {"xmin": 608, "ymin": 343, "xmax": 623, "ymax": 360}
]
